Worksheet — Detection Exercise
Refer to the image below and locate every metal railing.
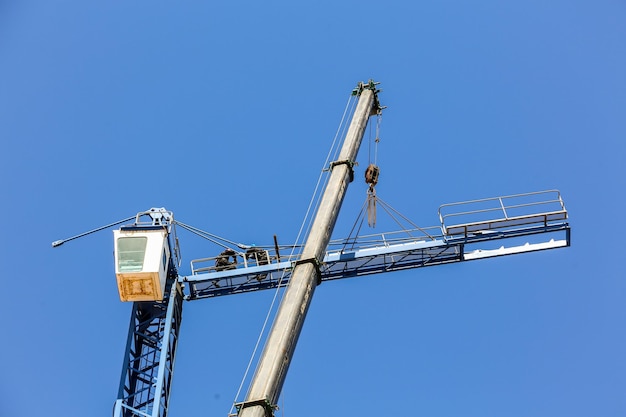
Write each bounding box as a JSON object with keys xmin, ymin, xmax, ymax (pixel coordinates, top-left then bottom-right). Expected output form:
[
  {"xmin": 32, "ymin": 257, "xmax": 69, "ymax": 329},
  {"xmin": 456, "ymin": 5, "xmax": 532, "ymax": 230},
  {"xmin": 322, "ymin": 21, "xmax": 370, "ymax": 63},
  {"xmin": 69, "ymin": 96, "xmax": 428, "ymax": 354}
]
[
  {"xmin": 438, "ymin": 190, "xmax": 567, "ymax": 236},
  {"xmin": 189, "ymin": 225, "xmax": 443, "ymax": 276},
  {"xmin": 190, "ymin": 248, "xmax": 276, "ymax": 275}
]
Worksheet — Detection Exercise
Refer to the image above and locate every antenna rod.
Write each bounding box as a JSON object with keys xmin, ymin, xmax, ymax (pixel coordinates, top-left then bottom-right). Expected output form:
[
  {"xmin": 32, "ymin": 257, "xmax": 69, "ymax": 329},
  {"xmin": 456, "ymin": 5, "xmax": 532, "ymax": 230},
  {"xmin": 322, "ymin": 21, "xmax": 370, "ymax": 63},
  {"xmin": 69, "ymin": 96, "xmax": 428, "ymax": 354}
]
[{"xmin": 51, "ymin": 216, "xmax": 136, "ymax": 247}]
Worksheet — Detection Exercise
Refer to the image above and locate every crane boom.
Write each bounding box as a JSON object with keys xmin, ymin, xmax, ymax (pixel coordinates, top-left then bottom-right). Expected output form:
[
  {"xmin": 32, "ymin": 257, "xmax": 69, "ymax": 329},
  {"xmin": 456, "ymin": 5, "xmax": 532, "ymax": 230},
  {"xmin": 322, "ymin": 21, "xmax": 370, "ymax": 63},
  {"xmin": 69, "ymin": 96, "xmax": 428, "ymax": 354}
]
[{"xmin": 235, "ymin": 81, "xmax": 381, "ymax": 417}]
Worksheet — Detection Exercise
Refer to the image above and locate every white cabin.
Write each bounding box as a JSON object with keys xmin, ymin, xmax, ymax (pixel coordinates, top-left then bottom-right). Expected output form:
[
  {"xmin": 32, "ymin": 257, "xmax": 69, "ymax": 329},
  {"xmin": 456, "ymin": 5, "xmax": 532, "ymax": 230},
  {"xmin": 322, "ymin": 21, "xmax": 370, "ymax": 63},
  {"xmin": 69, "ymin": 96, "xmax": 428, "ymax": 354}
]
[{"xmin": 113, "ymin": 228, "xmax": 171, "ymax": 302}]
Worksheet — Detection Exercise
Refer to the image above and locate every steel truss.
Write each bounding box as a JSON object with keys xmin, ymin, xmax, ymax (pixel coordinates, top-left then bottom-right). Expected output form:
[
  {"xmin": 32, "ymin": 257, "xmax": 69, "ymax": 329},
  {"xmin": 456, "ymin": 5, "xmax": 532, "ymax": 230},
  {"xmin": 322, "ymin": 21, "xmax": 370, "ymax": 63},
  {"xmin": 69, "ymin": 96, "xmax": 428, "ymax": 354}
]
[
  {"xmin": 113, "ymin": 281, "xmax": 184, "ymax": 417},
  {"xmin": 184, "ymin": 222, "xmax": 570, "ymax": 300}
]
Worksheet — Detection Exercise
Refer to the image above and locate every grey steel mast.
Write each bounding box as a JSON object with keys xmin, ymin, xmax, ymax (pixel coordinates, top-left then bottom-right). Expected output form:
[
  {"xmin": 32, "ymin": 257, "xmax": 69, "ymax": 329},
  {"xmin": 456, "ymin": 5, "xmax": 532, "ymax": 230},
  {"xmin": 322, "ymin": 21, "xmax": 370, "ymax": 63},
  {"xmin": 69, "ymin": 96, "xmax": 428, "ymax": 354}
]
[{"xmin": 236, "ymin": 80, "xmax": 382, "ymax": 417}]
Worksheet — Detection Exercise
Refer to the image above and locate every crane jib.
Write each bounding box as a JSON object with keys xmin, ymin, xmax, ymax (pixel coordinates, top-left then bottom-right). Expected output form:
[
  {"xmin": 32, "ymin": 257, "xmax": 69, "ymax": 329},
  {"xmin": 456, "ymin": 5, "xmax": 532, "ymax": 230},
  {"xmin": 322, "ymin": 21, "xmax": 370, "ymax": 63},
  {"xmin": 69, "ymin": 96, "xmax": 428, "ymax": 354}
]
[{"xmin": 182, "ymin": 221, "xmax": 570, "ymax": 300}]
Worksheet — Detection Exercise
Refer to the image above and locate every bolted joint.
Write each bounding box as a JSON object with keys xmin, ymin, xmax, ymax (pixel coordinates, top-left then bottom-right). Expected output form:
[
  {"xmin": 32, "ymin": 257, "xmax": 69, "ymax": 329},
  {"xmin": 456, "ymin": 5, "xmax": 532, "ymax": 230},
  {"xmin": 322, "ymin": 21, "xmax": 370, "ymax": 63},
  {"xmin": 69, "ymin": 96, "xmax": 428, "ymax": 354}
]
[
  {"xmin": 329, "ymin": 159, "xmax": 357, "ymax": 182},
  {"xmin": 234, "ymin": 398, "xmax": 278, "ymax": 417},
  {"xmin": 351, "ymin": 79, "xmax": 384, "ymax": 116},
  {"xmin": 292, "ymin": 257, "xmax": 323, "ymax": 285},
  {"xmin": 352, "ymin": 79, "xmax": 380, "ymax": 96}
]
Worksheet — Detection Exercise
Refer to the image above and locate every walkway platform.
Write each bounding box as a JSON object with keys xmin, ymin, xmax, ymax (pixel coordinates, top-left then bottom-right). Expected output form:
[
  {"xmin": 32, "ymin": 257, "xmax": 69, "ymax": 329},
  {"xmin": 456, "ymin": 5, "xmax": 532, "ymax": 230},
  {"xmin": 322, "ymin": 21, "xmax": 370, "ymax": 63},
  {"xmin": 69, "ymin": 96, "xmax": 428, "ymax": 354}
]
[{"xmin": 180, "ymin": 190, "xmax": 570, "ymax": 300}]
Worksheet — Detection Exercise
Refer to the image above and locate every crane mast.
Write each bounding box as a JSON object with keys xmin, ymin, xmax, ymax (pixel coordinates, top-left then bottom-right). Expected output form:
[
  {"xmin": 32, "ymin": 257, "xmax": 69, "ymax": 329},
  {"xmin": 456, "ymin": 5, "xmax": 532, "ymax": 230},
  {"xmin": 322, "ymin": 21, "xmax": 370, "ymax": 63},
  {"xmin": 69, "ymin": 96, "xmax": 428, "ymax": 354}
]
[
  {"xmin": 236, "ymin": 81, "xmax": 382, "ymax": 417},
  {"xmin": 111, "ymin": 208, "xmax": 183, "ymax": 417}
]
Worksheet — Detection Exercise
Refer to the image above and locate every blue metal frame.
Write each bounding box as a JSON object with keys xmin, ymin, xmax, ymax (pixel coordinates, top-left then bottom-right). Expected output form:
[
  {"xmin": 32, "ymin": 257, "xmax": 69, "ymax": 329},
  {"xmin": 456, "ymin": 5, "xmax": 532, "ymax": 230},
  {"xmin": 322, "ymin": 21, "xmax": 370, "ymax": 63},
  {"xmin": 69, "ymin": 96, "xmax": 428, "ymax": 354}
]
[
  {"xmin": 113, "ymin": 281, "xmax": 183, "ymax": 417},
  {"xmin": 183, "ymin": 221, "xmax": 570, "ymax": 300}
]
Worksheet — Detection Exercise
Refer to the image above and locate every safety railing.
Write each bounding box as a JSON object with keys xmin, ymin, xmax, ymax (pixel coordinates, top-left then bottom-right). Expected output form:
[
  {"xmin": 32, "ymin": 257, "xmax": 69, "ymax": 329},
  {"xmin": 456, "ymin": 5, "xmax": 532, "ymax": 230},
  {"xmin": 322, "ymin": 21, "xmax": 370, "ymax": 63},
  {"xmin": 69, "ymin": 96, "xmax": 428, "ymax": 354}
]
[
  {"xmin": 438, "ymin": 190, "xmax": 567, "ymax": 237},
  {"xmin": 325, "ymin": 226, "xmax": 442, "ymax": 253},
  {"xmin": 190, "ymin": 225, "xmax": 443, "ymax": 276},
  {"xmin": 190, "ymin": 248, "xmax": 275, "ymax": 275}
]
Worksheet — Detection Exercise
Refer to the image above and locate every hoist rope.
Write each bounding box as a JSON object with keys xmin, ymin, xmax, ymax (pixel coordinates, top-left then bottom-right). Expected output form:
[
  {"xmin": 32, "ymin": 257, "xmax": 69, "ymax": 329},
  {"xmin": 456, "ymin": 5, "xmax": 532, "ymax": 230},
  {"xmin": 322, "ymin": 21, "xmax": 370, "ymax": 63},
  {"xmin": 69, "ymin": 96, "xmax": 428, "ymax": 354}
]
[
  {"xmin": 364, "ymin": 113, "xmax": 382, "ymax": 228},
  {"xmin": 366, "ymin": 112, "xmax": 382, "ymax": 166},
  {"xmin": 374, "ymin": 113, "xmax": 381, "ymax": 165},
  {"xmin": 230, "ymin": 94, "xmax": 357, "ymax": 416}
]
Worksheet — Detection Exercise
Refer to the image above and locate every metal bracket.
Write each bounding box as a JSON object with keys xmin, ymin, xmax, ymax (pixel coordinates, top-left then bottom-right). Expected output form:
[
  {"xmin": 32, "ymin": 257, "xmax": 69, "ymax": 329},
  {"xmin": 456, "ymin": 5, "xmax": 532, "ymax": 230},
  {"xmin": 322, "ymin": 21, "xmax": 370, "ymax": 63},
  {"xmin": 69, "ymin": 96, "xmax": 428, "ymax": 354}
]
[
  {"xmin": 351, "ymin": 79, "xmax": 380, "ymax": 96},
  {"xmin": 329, "ymin": 159, "xmax": 356, "ymax": 182},
  {"xmin": 293, "ymin": 257, "xmax": 322, "ymax": 285},
  {"xmin": 135, "ymin": 207, "xmax": 174, "ymax": 227},
  {"xmin": 233, "ymin": 398, "xmax": 277, "ymax": 417},
  {"xmin": 351, "ymin": 79, "xmax": 384, "ymax": 114}
]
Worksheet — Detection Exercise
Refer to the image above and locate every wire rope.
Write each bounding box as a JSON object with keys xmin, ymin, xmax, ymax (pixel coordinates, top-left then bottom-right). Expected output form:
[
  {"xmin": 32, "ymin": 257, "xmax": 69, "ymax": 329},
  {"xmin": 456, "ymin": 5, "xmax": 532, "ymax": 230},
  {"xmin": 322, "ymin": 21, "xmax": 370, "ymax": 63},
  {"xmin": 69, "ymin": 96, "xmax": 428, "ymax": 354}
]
[
  {"xmin": 300, "ymin": 95, "xmax": 356, "ymax": 251},
  {"xmin": 174, "ymin": 221, "xmax": 247, "ymax": 250},
  {"xmin": 229, "ymin": 94, "xmax": 357, "ymax": 416},
  {"xmin": 374, "ymin": 113, "xmax": 382, "ymax": 165},
  {"xmin": 229, "ymin": 273, "xmax": 287, "ymax": 415},
  {"xmin": 51, "ymin": 215, "xmax": 136, "ymax": 247},
  {"xmin": 376, "ymin": 197, "xmax": 435, "ymax": 239},
  {"xmin": 366, "ymin": 111, "xmax": 382, "ymax": 167},
  {"xmin": 341, "ymin": 198, "xmax": 369, "ymax": 252}
]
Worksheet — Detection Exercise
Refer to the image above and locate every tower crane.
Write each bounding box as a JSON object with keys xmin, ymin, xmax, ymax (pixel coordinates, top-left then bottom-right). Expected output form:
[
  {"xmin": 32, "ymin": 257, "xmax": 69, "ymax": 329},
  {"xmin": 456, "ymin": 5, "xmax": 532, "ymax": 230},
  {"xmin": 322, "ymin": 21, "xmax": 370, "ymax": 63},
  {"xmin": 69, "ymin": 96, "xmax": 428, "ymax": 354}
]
[{"xmin": 53, "ymin": 80, "xmax": 570, "ymax": 417}]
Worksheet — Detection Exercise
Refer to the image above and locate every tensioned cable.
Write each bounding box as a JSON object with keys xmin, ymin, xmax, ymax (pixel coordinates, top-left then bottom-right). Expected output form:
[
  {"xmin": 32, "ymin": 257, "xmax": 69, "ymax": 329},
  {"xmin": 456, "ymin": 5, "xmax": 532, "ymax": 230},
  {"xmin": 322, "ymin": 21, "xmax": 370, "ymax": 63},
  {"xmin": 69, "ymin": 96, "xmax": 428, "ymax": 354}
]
[
  {"xmin": 328, "ymin": 95, "xmax": 356, "ymax": 165},
  {"xmin": 229, "ymin": 94, "xmax": 357, "ymax": 416},
  {"xmin": 376, "ymin": 197, "xmax": 435, "ymax": 239},
  {"xmin": 174, "ymin": 221, "xmax": 246, "ymax": 250},
  {"xmin": 342, "ymin": 198, "xmax": 369, "ymax": 252},
  {"xmin": 340, "ymin": 194, "xmax": 436, "ymax": 253},
  {"xmin": 302, "ymin": 95, "xmax": 357, "ymax": 243},
  {"xmin": 176, "ymin": 219, "xmax": 303, "ymax": 255},
  {"xmin": 51, "ymin": 216, "xmax": 136, "ymax": 247},
  {"xmin": 300, "ymin": 95, "xmax": 357, "ymax": 252}
]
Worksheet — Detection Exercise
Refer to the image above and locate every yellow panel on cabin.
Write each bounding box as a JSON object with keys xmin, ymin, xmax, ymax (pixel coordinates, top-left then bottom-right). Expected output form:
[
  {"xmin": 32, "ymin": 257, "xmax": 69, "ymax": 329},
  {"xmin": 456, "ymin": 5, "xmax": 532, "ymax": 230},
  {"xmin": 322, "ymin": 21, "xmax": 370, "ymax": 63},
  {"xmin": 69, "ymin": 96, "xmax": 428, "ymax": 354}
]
[{"xmin": 117, "ymin": 272, "xmax": 163, "ymax": 302}]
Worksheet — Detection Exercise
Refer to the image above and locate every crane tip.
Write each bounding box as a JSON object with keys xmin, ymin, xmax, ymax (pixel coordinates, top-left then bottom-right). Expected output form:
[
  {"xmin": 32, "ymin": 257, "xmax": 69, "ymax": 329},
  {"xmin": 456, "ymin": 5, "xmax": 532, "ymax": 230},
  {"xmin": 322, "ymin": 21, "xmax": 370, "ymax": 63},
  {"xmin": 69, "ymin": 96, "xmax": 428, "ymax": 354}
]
[{"xmin": 52, "ymin": 240, "xmax": 64, "ymax": 248}]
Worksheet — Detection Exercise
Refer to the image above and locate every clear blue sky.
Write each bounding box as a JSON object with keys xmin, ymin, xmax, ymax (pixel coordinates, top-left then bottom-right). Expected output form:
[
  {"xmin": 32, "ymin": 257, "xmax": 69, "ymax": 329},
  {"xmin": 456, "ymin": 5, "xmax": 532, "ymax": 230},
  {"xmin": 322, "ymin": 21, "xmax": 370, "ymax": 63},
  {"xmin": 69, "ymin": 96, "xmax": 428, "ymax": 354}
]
[{"xmin": 2, "ymin": 1, "xmax": 625, "ymax": 417}]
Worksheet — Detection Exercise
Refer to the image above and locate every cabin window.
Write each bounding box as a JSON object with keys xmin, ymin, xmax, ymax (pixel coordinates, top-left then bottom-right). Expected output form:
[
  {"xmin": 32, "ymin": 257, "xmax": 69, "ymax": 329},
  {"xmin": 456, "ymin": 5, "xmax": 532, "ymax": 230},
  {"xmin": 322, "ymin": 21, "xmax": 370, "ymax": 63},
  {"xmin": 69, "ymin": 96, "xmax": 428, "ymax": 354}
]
[{"xmin": 117, "ymin": 237, "xmax": 148, "ymax": 272}]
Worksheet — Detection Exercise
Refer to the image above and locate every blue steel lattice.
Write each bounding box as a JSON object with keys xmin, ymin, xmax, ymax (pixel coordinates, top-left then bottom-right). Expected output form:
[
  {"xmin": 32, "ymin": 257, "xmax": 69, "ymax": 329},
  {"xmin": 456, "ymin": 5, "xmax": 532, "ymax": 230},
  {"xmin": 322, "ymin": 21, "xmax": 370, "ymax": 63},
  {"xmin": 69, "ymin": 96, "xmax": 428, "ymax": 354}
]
[{"xmin": 113, "ymin": 282, "xmax": 183, "ymax": 417}]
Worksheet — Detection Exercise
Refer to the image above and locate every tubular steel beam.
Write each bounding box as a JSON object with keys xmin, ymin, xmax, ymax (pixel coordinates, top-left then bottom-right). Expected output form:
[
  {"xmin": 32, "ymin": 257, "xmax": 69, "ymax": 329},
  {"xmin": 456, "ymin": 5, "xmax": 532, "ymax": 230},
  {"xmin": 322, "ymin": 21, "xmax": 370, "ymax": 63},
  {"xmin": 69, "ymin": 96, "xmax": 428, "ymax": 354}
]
[{"xmin": 237, "ymin": 82, "xmax": 381, "ymax": 417}]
